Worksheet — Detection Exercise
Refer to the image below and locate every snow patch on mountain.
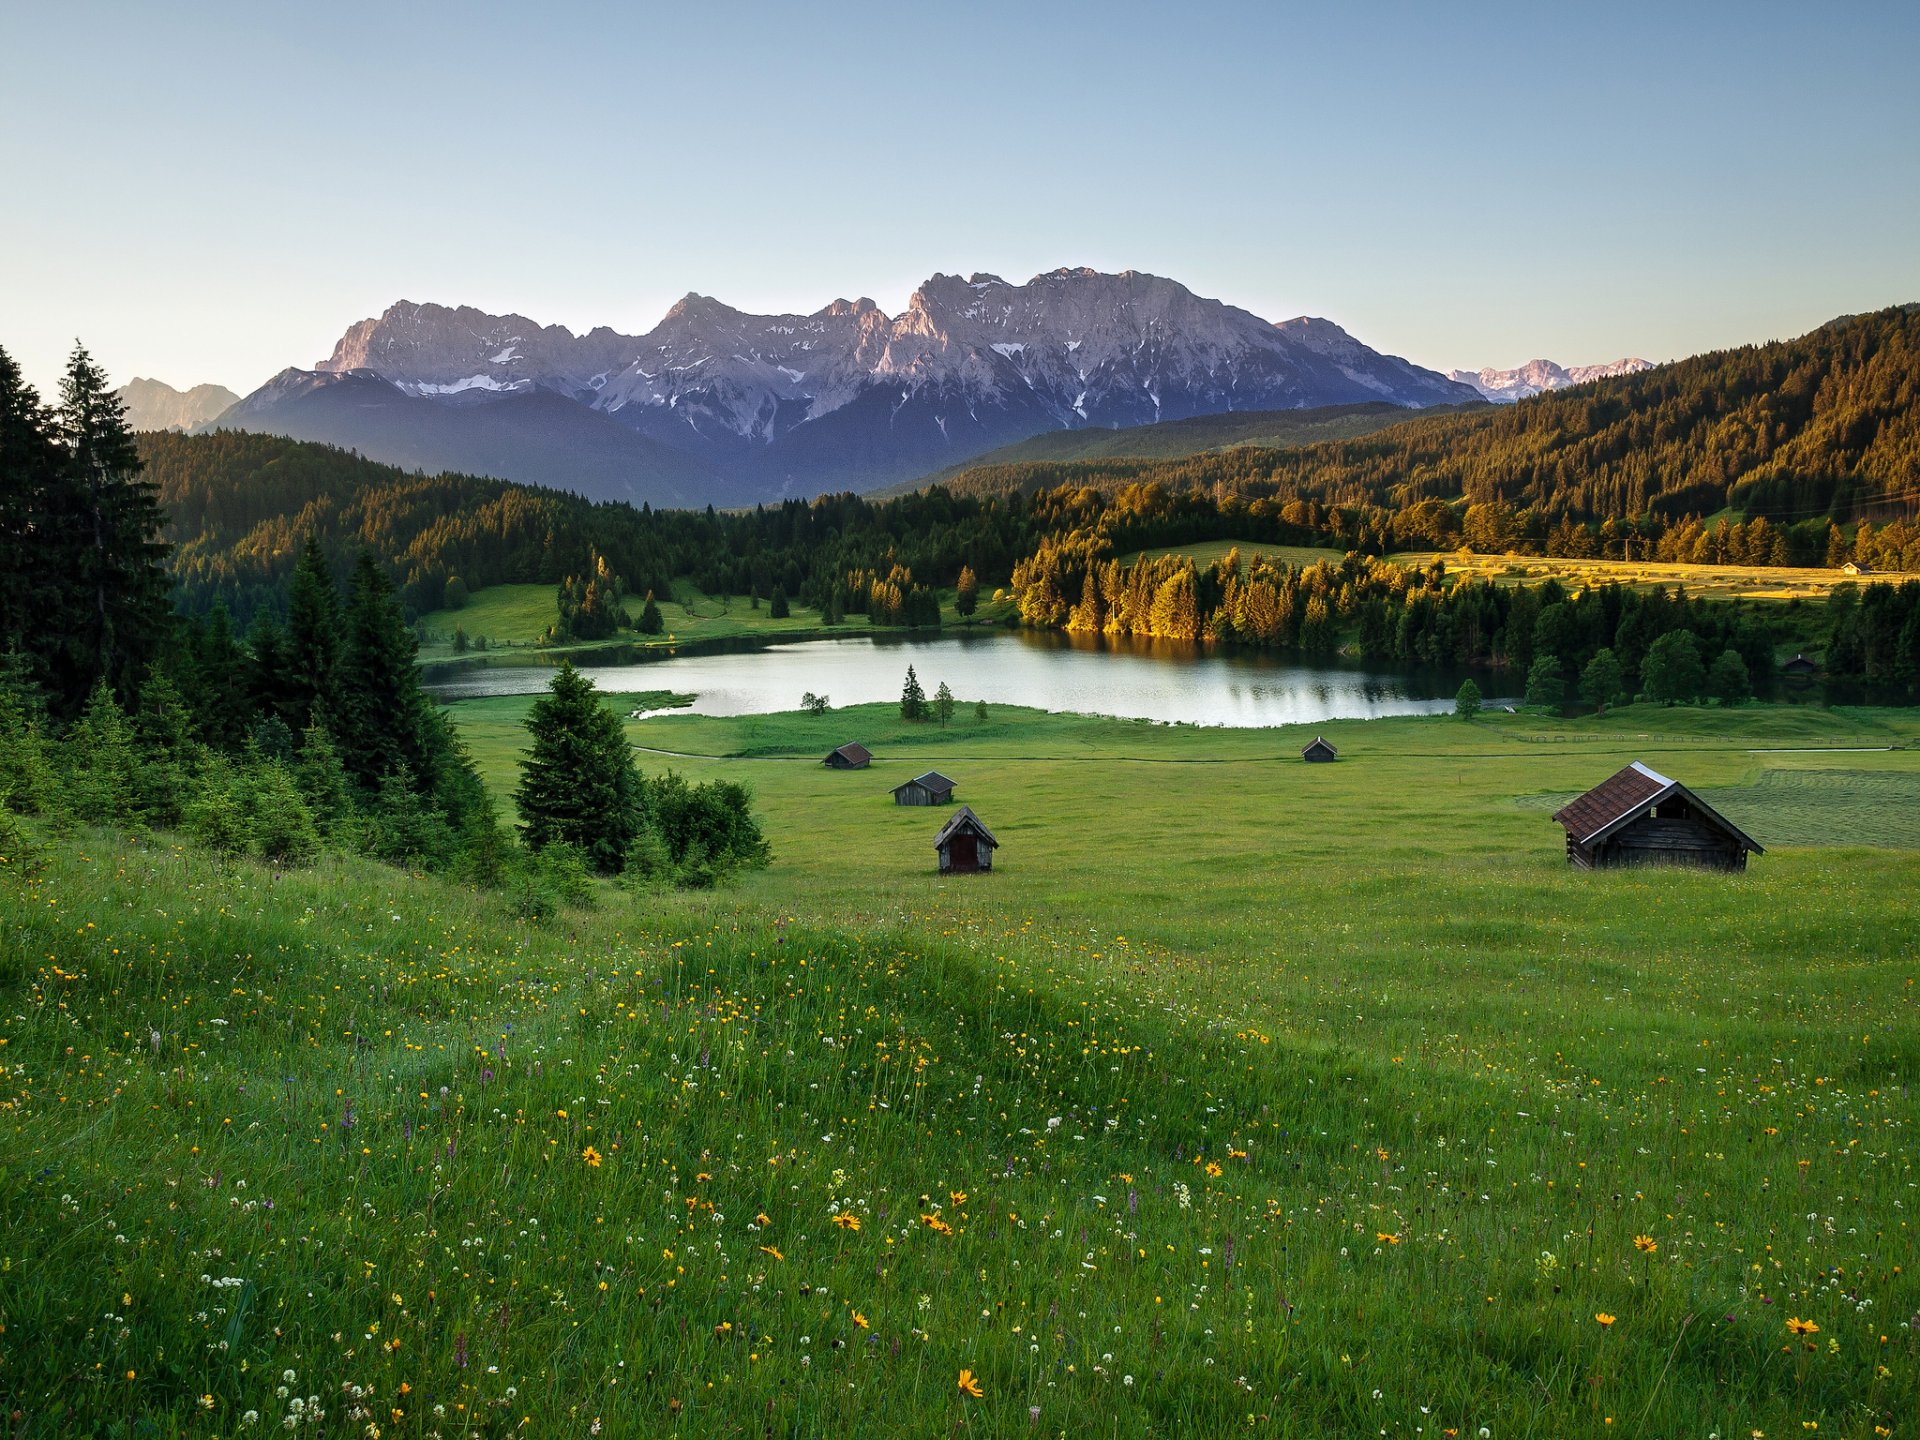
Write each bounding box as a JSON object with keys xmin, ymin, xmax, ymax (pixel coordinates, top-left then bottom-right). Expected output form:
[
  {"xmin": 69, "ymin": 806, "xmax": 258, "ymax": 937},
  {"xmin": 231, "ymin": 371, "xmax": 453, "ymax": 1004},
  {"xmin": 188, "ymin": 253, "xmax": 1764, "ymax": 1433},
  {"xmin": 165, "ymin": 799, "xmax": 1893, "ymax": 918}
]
[{"xmin": 1447, "ymin": 356, "xmax": 1656, "ymax": 403}]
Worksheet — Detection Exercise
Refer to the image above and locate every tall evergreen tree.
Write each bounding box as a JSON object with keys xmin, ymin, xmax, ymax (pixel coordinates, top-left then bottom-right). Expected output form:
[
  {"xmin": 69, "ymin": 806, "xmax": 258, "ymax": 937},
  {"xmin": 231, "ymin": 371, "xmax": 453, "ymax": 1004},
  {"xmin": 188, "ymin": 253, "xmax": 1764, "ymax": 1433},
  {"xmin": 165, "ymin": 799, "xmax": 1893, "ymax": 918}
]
[
  {"xmin": 335, "ymin": 551, "xmax": 427, "ymax": 792},
  {"xmin": 0, "ymin": 347, "xmax": 63, "ymax": 666},
  {"xmin": 284, "ymin": 535, "xmax": 342, "ymax": 729},
  {"xmin": 899, "ymin": 665, "xmax": 926, "ymax": 721},
  {"xmin": 190, "ymin": 599, "xmax": 253, "ymax": 748},
  {"xmin": 51, "ymin": 345, "xmax": 171, "ymax": 708},
  {"xmin": 514, "ymin": 661, "xmax": 642, "ymax": 873}
]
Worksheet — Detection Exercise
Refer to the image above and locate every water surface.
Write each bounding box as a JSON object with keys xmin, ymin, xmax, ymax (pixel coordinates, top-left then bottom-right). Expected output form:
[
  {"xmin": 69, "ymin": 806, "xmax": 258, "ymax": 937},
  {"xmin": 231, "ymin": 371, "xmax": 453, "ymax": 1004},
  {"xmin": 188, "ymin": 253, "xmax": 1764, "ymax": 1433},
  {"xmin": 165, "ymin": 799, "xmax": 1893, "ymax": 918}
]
[{"xmin": 428, "ymin": 631, "xmax": 1494, "ymax": 728}]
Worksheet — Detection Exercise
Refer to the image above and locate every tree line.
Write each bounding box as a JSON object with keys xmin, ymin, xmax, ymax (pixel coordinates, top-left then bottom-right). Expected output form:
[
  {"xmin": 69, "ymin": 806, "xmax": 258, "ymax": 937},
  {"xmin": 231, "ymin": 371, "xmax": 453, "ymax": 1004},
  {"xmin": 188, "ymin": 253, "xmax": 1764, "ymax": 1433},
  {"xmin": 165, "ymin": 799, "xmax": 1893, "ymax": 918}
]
[{"xmin": 1, "ymin": 342, "xmax": 768, "ymax": 907}]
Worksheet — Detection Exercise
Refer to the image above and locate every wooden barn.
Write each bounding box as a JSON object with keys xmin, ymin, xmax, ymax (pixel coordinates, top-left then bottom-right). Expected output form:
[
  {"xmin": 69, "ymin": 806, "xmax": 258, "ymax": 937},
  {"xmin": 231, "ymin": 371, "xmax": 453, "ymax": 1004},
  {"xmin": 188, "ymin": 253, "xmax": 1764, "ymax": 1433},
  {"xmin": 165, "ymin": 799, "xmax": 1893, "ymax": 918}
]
[
  {"xmin": 1302, "ymin": 736, "xmax": 1338, "ymax": 763},
  {"xmin": 823, "ymin": 742, "xmax": 872, "ymax": 770},
  {"xmin": 893, "ymin": 771, "xmax": 956, "ymax": 806},
  {"xmin": 1552, "ymin": 762, "xmax": 1762, "ymax": 872},
  {"xmin": 933, "ymin": 806, "xmax": 997, "ymax": 874},
  {"xmin": 1782, "ymin": 653, "xmax": 1820, "ymax": 680}
]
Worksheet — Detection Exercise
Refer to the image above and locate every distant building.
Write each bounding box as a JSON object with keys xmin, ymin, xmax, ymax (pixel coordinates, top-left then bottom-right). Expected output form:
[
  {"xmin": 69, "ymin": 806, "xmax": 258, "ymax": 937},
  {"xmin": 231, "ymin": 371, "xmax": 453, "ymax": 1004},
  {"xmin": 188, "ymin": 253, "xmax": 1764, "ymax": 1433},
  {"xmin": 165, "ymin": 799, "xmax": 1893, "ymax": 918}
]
[
  {"xmin": 1781, "ymin": 653, "xmax": 1819, "ymax": 680},
  {"xmin": 823, "ymin": 742, "xmax": 872, "ymax": 770},
  {"xmin": 1552, "ymin": 761, "xmax": 1762, "ymax": 872},
  {"xmin": 893, "ymin": 771, "xmax": 957, "ymax": 806},
  {"xmin": 1301, "ymin": 736, "xmax": 1338, "ymax": 763},
  {"xmin": 933, "ymin": 806, "xmax": 997, "ymax": 874},
  {"xmin": 1842, "ymin": 561, "xmax": 1872, "ymax": 576}
]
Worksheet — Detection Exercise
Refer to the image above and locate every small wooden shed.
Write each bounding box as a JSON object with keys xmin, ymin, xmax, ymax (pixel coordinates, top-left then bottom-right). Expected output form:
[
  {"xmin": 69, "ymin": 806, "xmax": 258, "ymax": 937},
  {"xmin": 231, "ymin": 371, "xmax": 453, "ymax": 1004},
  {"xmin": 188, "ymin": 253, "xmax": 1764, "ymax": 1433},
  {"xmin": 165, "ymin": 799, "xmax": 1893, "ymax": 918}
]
[
  {"xmin": 893, "ymin": 771, "xmax": 956, "ymax": 806},
  {"xmin": 1782, "ymin": 653, "xmax": 1819, "ymax": 680},
  {"xmin": 1302, "ymin": 736, "xmax": 1338, "ymax": 763},
  {"xmin": 824, "ymin": 742, "xmax": 872, "ymax": 770},
  {"xmin": 933, "ymin": 806, "xmax": 997, "ymax": 874},
  {"xmin": 1552, "ymin": 761, "xmax": 1762, "ymax": 872}
]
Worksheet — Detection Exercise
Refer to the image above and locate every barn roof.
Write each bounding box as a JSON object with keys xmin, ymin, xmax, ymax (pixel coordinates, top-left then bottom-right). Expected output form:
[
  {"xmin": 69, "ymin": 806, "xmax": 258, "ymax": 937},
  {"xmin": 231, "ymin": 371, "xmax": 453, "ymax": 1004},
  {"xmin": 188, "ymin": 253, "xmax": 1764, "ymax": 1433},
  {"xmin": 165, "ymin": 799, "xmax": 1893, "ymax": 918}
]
[
  {"xmin": 827, "ymin": 742, "xmax": 872, "ymax": 764},
  {"xmin": 1551, "ymin": 761, "xmax": 1763, "ymax": 853},
  {"xmin": 932, "ymin": 805, "xmax": 997, "ymax": 849},
  {"xmin": 899, "ymin": 770, "xmax": 955, "ymax": 793},
  {"xmin": 1303, "ymin": 735, "xmax": 1337, "ymax": 756}
]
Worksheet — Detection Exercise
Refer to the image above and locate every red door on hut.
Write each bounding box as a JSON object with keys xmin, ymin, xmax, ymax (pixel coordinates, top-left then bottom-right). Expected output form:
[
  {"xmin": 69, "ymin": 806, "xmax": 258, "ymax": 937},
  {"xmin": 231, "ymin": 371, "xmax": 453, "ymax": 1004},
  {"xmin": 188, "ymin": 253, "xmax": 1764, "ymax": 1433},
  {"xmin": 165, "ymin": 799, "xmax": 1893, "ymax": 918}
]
[{"xmin": 947, "ymin": 833, "xmax": 979, "ymax": 872}]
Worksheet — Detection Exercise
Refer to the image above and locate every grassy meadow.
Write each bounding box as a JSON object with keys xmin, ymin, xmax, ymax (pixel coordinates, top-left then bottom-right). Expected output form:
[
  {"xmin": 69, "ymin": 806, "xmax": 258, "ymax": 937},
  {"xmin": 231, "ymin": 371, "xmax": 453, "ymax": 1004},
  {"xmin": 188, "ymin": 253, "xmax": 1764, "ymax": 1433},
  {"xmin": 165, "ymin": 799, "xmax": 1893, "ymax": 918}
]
[
  {"xmin": 3, "ymin": 698, "xmax": 1918, "ymax": 1437},
  {"xmin": 417, "ymin": 582, "xmax": 1019, "ymax": 664},
  {"xmin": 1395, "ymin": 551, "xmax": 1914, "ymax": 602},
  {"xmin": 1114, "ymin": 540, "xmax": 1344, "ymax": 571}
]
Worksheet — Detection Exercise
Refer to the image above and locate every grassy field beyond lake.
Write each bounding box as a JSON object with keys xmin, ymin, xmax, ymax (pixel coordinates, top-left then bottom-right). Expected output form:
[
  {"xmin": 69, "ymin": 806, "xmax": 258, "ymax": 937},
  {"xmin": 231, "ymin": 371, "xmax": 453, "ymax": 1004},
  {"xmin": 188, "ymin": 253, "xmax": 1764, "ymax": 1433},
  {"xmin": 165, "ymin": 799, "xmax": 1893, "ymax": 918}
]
[{"xmin": 3, "ymin": 700, "xmax": 1916, "ymax": 1437}]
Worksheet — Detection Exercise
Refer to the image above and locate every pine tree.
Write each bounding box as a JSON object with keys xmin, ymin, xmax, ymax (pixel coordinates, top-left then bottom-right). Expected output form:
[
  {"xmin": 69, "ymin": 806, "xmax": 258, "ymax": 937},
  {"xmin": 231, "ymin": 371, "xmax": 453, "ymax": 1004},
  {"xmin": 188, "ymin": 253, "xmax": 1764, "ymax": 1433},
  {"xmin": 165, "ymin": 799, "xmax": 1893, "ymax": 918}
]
[
  {"xmin": 50, "ymin": 346, "xmax": 171, "ymax": 708},
  {"xmin": 0, "ymin": 347, "xmax": 64, "ymax": 665},
  {"xmin": 638, "ymin": 590, "xmax": 664, "ymax": 635},
  {"xmin": 769, "ymin": 584, "xmax": 790, "ymax": 619},
  {"xmin": 284, "ymin": 536, "xmax": 342, "ymax": 729},
  {"xmin": 64, "ymin": 682, "xmax": 144, "ymax": 825},
  {"xmin": 934, "ymin": 681, "xmax": 955, "ymax": 727},
  {"xmin": 295, "ymin": 722, "xmax": 354, "ymax": 839},
  {"xmin": 899, "ymin": 665, "xmax": 926, "ymax": 721},
  {"xmin": 955, "ymin": 566, "xmax": 979, "ymax": 618},
  {"xmin": 335, "ymin": 551, "xmax": 428, "ymax": 793},
  {"xmin": 515, "ymin": 661, "xmax": 642, "ymax": 873},
  {"xmin": 0, "ymin": 654, "xmax": 55, "ymax": 816},
  {"xmin": 189, "ymin": 599, "xmax": 253, "ymax": 748}
]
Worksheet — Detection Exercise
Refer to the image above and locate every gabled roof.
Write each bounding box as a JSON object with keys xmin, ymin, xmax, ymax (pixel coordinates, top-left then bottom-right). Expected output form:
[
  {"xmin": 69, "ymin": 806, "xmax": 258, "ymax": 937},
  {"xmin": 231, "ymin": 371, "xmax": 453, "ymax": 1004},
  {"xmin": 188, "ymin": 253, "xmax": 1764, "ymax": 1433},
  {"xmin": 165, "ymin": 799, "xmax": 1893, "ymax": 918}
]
[
  {"xmin": 1551, "ymin": 761, "xmax": 1763, "ymax": 853},
  {"xmin": 932, "ymin": 805, "xmax": 997, "ymax": 850},
  {"xmin": 1302, "ymin": 735, "xmax": 1337, "ymax": 756},
  {"xmin": 827, "ymin": 742, "xmax": 872, "ymax": 764},
  {"xmin": 896, "ymin": 770, "xmax": 955, "ymax": 794}
]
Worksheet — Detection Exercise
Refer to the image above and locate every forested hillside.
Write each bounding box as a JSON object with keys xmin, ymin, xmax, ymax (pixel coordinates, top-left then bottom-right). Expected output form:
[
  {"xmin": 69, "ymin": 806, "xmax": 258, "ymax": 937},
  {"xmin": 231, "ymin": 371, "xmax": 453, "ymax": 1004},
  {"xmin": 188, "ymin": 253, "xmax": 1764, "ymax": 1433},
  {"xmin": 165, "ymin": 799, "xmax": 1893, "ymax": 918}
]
[
  {"xmin": 939, "ymin": 306, "xmax": 1920, "ymax": 523},
  {"xmin": 142, "ymin": 431, "xmax": 1030, "ymax": 624}
]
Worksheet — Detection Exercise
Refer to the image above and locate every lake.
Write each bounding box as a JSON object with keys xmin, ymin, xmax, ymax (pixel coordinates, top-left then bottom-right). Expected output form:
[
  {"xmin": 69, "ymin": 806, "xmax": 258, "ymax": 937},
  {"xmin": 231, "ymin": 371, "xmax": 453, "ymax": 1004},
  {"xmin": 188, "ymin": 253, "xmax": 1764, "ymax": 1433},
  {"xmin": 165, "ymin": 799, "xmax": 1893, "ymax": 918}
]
[{"xmin": 426, "ymin": 631, "xmax": 1500, "ymax": 727}]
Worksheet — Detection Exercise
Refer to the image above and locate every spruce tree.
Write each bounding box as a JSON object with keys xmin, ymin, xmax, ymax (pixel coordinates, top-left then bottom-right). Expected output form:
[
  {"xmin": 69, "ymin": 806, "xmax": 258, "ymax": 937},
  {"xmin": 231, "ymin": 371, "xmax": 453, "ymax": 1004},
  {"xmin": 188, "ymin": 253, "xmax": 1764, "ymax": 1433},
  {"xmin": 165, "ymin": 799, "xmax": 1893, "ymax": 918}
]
[
  {"xmin": 335, "ymin": 551, "xmax": 428, "ymax": 793},
  {"xmin": 769, "ymin": 584, "xmax": 790, "ymax": 619},
  {"xmin": 191, "ymin": 599, "xmax": 253, "ymax": 748},
  {"xmin": 1453, "ymin": 677, "xmax": 1482, "ymax": 719},
  {"xmin": 52, "ymin": 345, "xmax": 171, "ymax": 708},
  {"xmin": 64, "ymin": 682, "xmax": 144, "ymax": 825},
  {"xmin": 638, "ymin": 590, "xmax": 664, "ymax": 635},
  {"xmin": 514, "ymin": 661, "xmax": 642, "ymax": 873},
  {"xmin": 284, "ymin": 536, "xmax": 342, "ymax": 729},
  {"xmin": 0, "ymin": 348, "xmax": 64, "ymax": 664},
  {"xmin": 899, "ymin": 665, "xmax": 926, "ymax": 720},
  {"xmin": 955, "ymin": 566, "xmax": 978, "ymax": 618},
  {"xmin": 934, "ymin": 680, "xmax": 955, "ymax": 727}
]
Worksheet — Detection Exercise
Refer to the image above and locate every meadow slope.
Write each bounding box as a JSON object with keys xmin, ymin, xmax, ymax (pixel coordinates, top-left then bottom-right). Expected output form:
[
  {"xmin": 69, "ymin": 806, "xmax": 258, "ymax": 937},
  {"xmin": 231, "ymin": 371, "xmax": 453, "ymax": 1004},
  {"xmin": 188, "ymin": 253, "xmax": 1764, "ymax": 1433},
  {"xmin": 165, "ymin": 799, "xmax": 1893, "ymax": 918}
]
[{"xmin": 2, "ymin": 703, "xmax": 1916, "ymax": 1438}]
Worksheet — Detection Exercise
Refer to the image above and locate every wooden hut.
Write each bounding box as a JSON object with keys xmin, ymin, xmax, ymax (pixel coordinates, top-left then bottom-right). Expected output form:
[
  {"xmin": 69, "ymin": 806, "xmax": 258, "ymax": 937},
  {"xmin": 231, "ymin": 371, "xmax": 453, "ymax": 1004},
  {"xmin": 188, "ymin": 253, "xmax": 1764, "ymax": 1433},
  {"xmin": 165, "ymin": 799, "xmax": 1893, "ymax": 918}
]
[
  {"xmin": 892, "ymin": 771, "xmax": 956, "ymax": 806},
  {"xmin": 1301, "ymin": 736, "xmax": 1338, "ymax": 763},
  {"xmin": 1842, "ymin": 561, "xmax": 1873, "ymax": 576},
  {"xmin": 1551, "ymin": 762, "xmax": 1762, "ymax": 872},
  {"xmin": 823, "ymin": 742, "xmax": 872, "ymax": 770},
  {"xmin": 1782, "ymin": 653, "xmax": 1819, "ymax": 680},
  {"xmin": 933, "ymin": 806, "xmax": 997, "ymax": 874}
]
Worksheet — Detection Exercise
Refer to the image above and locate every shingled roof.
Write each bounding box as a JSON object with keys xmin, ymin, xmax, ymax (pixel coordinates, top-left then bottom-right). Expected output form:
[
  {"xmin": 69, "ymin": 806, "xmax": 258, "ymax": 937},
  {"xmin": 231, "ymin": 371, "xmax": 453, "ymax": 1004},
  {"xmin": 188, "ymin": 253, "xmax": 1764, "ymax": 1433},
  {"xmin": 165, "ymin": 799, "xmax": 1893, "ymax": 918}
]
[
  {"xmin": 1551, "ymin": 761, "xmax": 1763, "ymax": 853},
  {"xmin": 932, "ymin": 806, "xmax": 997, "ymax": 850},
  {"xmin": 826, "ymin": 742, "xmax": 872, "ymax": 765}
]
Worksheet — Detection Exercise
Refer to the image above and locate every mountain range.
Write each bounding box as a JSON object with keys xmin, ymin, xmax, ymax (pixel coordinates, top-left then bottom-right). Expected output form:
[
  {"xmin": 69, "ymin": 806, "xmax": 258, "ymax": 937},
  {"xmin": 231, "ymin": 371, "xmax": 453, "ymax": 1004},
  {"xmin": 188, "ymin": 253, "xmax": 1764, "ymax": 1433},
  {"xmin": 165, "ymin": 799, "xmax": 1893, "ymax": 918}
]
[
  {"xmin": 201, "ymin": 268, "xmax": 1486, "ymax": 504},
  {"xmin": 116, "ymin": 377, "xmax": 240, "ymax": 432},
  {"xmin": 1445, "ymin": 357, "xmax": 1655, "ymax": 402}
]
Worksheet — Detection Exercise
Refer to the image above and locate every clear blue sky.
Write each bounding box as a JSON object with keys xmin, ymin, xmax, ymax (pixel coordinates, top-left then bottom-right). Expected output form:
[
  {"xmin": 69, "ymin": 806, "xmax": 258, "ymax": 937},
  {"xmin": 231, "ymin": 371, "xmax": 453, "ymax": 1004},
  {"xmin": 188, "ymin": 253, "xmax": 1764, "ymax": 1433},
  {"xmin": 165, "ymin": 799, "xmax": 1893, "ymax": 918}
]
[{"xmin": 3, "ymin": 0, "xmax": 1916, "ymax": 397}]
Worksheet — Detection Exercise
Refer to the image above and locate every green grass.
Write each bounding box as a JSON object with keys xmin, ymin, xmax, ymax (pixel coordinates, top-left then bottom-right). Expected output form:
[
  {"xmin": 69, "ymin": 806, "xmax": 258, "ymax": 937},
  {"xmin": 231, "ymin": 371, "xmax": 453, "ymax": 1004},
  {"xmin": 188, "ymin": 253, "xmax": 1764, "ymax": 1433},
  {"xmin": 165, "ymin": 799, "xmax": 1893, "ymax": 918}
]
[
  {"xmin": 418, "ymin": 581, "xmax": 1018, "ymax": 665},
  {"xmin": 1393, "ymin": 550, "xmax": 1917, "ymax": 601},
  {"xmin": 4, "ymin": 700, "xmax": 1917, "ymax": 1437}
]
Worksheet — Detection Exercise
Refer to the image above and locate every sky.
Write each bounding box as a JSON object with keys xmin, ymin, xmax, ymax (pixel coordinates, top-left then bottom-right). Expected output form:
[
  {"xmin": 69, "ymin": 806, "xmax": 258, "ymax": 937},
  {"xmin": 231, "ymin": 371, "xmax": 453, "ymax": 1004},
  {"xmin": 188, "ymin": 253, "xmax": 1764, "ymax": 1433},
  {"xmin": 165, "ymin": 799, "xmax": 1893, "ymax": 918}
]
[{"xmin": 2, "ymin": 0, "xmax": 1917, "ymax": 398}]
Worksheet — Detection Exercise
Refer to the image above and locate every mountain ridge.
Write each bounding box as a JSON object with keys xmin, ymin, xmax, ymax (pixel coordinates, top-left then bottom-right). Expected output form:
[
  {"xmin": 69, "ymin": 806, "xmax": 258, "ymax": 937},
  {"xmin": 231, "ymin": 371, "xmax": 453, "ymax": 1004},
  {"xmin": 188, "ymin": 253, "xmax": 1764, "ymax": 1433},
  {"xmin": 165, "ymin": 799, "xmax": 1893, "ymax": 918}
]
[
  {"xmin": 209, "ymin": 268, "xmax": 1483, "ymax": 502},
  {"xmin": 1446, "ymin": 356, "xmax": 1656, "ymax": 403},
  {"xmin": 116, "ymin": 376, "xmax": 240, "ymax": 432}
]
